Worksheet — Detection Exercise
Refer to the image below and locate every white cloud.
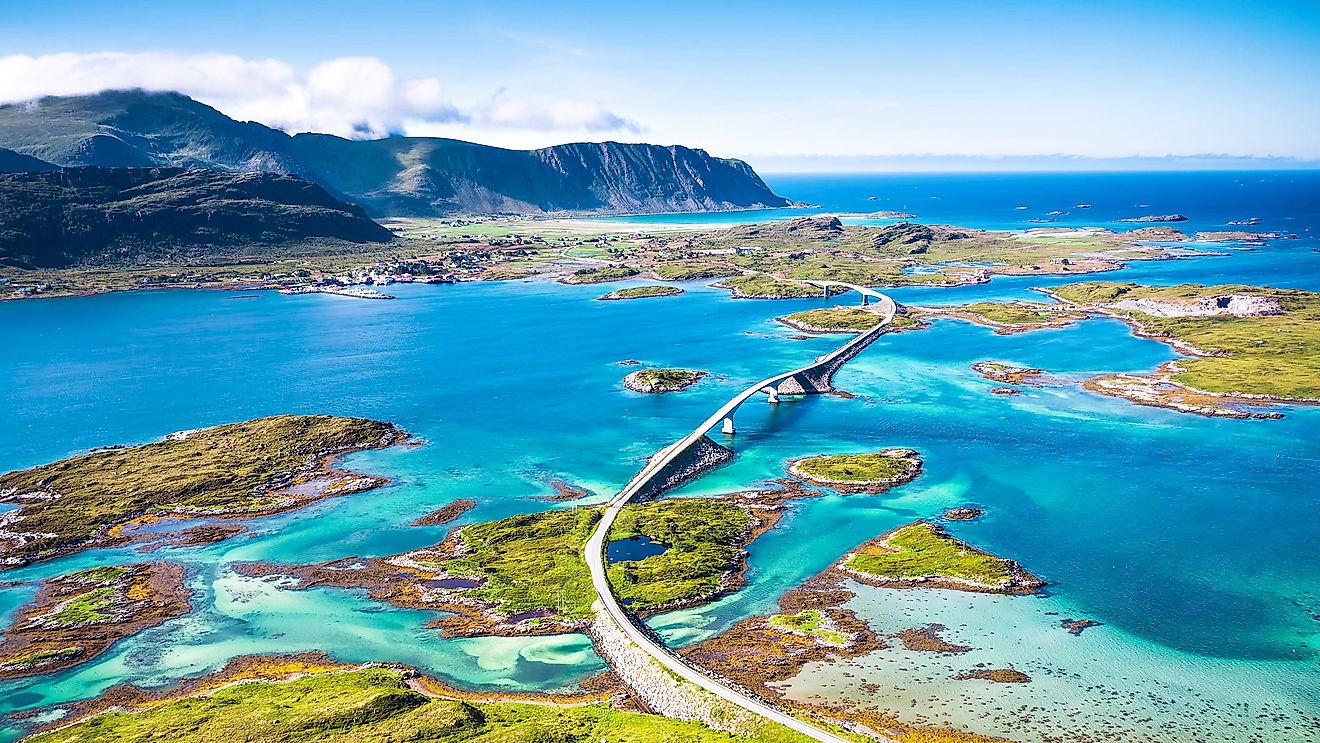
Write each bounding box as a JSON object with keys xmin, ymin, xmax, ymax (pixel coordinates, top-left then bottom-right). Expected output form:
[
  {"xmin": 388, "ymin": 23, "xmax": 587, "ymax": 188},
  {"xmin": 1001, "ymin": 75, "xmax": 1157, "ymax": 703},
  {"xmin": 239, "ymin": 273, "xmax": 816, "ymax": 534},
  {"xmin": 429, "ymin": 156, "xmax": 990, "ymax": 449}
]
[
  {"xmin": 0, "ymin": 52, "xmax": 637, "ymax": 141},
  {"xmin": 474, "ymin": 93, "xmax": 639, "ymax": 132}
]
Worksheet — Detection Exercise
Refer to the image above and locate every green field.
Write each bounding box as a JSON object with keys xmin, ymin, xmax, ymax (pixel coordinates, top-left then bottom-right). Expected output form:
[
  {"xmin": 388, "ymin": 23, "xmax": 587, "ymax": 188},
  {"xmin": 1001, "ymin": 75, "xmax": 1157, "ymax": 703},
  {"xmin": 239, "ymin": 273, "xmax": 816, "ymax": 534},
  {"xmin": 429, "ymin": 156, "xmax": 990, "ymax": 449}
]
[
  {"xmin": 27, "ymin": 666, "xmax": 812, "ymax": 743},
  {"xmin": 1052, "ymin": 282, "xmax": 1320, "ymax": 398},
  {"xmin": 713, "ymin": 274, "xmax": 826, "ymax": 298}
]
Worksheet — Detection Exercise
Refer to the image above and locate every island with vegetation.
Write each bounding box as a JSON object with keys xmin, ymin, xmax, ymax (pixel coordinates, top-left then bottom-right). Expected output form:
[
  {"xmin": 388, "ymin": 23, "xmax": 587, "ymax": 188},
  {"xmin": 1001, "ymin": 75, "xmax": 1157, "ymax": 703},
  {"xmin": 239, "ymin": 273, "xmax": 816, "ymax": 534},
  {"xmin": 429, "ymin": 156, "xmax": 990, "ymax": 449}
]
[
  {"xmin": 838, "ymin": 521, "xmax": 1044, "ymax": 594},
  {"xmin": 236, "ymin": 497, "xmax": 769, "ymax": 637},
  {"xmin": 597, "ymin": 284, "xmax": 684, "ymax": 300},
  {"xmin": 1048, "ymin": 282, "xmax": 1320, "ymax": 418},
  {"xmin": 712, "ymin": 273, "xmax": 838, "ymax": 299},
  {"xmin": 916, "ymin": 301, "xmax": 1086, "ymax": 334},
  {"xmin": 971, "ymin": 361, "xmax": 1046, "ymax": 386},
  {"xmin": 623, "ymin": 367, "xmax": 707, "ymax": 393},
  {"xmin": 22, "ymin": 661, "xmax": 810, "ymax": 743},
  {"xmin": 788, "ymin": 448, "xmax": 923, "ymax": 493},
  {"xmin": 681, "ymin": 521, "xmax": 1016, "ymax": 743},
  {"xmin": 777, "ymin": 306, "xmax": 889, "ymax": 333},
  {"xmin": 0, "ymin": 562, "xmax": 190, "ymax": 679},
  {"xmin": 560, "ymin": 264, "xmax": 642, "ymax": 284},
  {"xmin": 0, "ymin": 415, "xmax": 407, "ymax": 567}
]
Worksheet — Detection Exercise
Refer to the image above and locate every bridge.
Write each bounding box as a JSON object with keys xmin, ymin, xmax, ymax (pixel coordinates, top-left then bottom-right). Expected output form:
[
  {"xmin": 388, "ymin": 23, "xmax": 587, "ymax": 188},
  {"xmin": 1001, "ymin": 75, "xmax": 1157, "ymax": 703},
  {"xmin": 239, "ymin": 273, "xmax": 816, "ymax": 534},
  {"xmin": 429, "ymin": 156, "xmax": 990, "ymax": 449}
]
[{"xmin": 584, "ymin": 281, "xmax": 900, "ymax": 743}]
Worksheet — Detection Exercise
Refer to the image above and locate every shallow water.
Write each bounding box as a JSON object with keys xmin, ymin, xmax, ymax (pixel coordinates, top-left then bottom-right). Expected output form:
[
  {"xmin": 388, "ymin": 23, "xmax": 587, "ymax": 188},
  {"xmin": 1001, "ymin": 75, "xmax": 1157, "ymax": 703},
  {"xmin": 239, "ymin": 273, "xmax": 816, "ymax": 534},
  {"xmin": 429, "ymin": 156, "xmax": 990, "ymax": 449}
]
[{"xmin": 0, "ymin": 173, "xmax": 1317, "ymax": 741}]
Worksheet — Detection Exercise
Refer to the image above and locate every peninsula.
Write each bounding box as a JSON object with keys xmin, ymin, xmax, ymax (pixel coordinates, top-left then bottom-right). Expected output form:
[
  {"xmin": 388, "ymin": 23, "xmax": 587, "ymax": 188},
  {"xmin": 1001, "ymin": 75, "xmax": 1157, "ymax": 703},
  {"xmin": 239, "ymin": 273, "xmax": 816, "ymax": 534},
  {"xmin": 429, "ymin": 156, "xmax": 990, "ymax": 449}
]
[
  {"xmin": 0, "ymin": 415, "xmax": 407, "ymax": 567},
  {"xmin": 1049, "ymin": 282, "xmax": 1320, "ymax": 416}
]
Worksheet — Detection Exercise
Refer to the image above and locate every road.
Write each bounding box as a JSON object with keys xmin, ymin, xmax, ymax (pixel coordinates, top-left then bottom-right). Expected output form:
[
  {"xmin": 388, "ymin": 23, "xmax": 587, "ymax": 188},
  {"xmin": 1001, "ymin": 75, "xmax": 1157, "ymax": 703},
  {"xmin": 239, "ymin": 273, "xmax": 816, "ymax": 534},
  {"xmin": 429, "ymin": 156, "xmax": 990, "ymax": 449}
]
[{"xmin": 584, "ymin": 284, "xmax": 899, "ymax": 743}]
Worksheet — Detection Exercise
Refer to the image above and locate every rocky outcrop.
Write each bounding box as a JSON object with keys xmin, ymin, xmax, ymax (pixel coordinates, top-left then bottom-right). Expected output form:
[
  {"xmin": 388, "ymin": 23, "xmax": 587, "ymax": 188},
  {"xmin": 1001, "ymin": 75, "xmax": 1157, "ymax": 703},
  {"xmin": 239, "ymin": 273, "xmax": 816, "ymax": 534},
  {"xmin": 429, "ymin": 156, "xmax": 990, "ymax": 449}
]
[
  {"xmin": 722, "ymin": 215, "xmax": 843, "ymax": 242},
  {"xmin": 868, "ymin": 222, "xmax": 969, "ymax": 254},
  {"xmin": 1106, "ymin": 294, "xmax": 1284, "ymax": 318}
]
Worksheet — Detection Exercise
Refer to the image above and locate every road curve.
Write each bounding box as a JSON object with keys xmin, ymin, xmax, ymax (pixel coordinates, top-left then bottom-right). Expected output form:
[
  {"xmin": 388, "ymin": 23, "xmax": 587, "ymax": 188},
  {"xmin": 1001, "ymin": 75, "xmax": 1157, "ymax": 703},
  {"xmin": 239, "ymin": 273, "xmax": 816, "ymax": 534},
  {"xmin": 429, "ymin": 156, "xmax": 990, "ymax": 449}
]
[{"xmin": 585, "ymin": 285, "xmax": 899, "ymax": 743}]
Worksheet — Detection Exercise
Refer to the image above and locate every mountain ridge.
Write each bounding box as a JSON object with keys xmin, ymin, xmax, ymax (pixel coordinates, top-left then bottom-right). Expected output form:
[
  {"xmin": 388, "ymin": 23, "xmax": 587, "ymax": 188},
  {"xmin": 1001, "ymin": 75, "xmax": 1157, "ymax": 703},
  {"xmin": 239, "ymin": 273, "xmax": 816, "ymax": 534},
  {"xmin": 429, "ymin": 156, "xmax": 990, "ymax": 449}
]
[
  {"xmin": 0, "ymin": 90, "xmax": 792, "ymax": 217},
  {"xmin": 0, "ymin": 166, "xmax": 394, "ymax": 269}
]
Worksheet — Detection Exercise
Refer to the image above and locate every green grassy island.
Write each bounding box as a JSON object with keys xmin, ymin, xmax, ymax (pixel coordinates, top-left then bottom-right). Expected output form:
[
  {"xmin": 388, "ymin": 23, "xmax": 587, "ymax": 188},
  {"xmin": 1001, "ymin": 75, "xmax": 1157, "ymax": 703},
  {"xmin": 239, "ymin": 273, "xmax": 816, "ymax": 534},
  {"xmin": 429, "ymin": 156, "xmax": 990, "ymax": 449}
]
[
  {"xmin": 0, "ymin": 562, "xmax": 190, "ymax": 679},
  {"xmin": 712, "ymin": 274, "xmax": 832, "ymax": 299},
  {"xmin": 0, "ymin": 415, "xmax": 405, "ymax": 567},
  {"xmin": 238, "ymin": 498, "xmax": 763, "ymax": 636},
  {"xmin": 623, "ymin": 367, "xmax": 707, "ymax": 393},
  {"xmin": 840, "ymin": 521, "xmax": 1044, "ymax": 594},
  {"xmin": 560, "ymin": 264, "xmax": 641, "ymax": 284},
  {"xmin": 26, "ymin": 665, "xmax": 811, "ymax": 743},
  {"xmin": 777, "ymin": 306, "xmax": 886, "ymax": 333},
  {"xmin": 919, "ymin": 301, "xmax": 1086, "ymax": 333},
  {"xmin": 597, "ymin": 284, "xmax": 684, "ymax": 300},
  {"xmin": 1050, "ymin": 282, "xmax": 1320, "ymax": 401},
  {"xmin": 788, "ymin": 448, "xmax": 923, "ymax": 493}
]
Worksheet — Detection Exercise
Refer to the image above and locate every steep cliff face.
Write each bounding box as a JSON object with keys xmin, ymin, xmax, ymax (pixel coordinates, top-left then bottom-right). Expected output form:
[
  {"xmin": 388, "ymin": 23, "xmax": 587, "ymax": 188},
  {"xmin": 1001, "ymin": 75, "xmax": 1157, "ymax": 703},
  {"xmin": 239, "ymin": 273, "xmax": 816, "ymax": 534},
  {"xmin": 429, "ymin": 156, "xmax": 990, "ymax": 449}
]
[
  {"xmin": 0, "ymin": 91, "xmax": 791, "ymax": 216},
  {"xmin": 0, "ymin": 167, "xmax": 393, "ymax": 269}
]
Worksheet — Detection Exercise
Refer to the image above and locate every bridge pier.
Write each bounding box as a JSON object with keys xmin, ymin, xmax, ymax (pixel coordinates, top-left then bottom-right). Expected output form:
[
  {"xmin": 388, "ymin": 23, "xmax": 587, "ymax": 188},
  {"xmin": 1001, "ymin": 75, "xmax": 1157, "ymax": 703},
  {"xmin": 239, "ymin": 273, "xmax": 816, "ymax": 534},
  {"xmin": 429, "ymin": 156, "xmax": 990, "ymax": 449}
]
[
  {"xmin": 721, "ymin": 417, "xmax": 736, "ymax": 435},
  {"xmin": 762, "ymin": 386, "xmax": 780, "ymax": 404}
]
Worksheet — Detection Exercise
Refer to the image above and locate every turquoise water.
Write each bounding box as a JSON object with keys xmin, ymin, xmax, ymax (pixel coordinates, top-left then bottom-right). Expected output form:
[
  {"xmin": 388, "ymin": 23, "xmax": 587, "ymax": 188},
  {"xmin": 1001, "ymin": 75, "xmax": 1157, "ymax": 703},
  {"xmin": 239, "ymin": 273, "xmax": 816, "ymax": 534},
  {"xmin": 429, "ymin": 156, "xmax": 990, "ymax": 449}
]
[{"xmin": 1, "ymin": 173, "xmax": 1318, "ymax": 741}]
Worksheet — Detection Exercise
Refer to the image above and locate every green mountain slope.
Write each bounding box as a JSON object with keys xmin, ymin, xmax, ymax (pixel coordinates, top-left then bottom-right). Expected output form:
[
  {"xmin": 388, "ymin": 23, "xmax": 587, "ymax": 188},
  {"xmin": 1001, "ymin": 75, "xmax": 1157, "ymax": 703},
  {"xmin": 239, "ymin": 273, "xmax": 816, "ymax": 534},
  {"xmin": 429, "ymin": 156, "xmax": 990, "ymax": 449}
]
[
  {"xmin": 0, "ymin": 167, "xmax": 394, "ymax": 269},
  {"xmin": 0, "ymin": 90, "xmax": 791, "ymax": 216}
]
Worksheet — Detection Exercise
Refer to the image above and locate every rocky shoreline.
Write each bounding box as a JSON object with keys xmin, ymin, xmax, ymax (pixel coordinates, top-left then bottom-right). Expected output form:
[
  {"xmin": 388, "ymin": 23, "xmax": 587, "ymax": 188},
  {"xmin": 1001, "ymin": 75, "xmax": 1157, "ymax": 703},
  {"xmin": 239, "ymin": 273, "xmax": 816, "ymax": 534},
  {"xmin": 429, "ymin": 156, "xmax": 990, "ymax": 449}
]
[{"xmin": 623, "ymin": 368, "xmax": 707, "ymax": 393}]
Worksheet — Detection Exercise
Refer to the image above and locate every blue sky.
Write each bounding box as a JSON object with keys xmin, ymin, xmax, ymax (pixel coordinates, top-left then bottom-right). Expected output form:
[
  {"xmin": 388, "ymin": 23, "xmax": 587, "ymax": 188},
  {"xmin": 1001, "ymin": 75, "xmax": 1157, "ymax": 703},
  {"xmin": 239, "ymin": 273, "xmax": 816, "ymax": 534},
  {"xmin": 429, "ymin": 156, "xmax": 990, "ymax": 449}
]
[{"xmin": 1, "ymin": 0, "xmax": 1317, "ymax": 169}]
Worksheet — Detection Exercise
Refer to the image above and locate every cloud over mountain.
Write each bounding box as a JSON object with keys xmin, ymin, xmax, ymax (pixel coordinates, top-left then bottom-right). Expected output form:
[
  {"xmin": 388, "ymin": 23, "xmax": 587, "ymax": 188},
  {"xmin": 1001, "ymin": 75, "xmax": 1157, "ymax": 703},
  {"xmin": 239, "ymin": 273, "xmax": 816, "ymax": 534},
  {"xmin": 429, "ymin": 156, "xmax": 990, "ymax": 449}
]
[{"xmin": 0, "ymin": 52, "xmax": 636, "ymax": 140}]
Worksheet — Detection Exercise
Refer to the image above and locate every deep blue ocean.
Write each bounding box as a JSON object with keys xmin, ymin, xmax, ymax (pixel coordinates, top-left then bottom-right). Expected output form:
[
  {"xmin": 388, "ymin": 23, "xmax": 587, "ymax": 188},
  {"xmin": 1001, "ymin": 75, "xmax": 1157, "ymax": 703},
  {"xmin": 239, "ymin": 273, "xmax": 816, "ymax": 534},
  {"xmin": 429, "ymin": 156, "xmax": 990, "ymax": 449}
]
[{"xmin": 0, "ymin": 172, "xmax": 1317, "ymax": 741}]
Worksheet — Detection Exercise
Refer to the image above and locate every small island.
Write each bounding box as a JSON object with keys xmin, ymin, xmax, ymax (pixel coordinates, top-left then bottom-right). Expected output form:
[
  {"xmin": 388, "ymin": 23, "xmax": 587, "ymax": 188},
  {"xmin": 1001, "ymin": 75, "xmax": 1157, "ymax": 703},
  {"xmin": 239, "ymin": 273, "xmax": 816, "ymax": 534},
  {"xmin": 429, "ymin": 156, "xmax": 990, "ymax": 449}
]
[
  {"xmin": 917, "ymin": 301, "xmax": 1085, "ymax": 334},
  {"xmin": 788, "ymin": 448, "xmax": 923, "ymax": 493},
  {"xmin": 0, "ymin": 415, "xmax": 407, "ymax": 567},
  {"xmin": 623, "ymin": 367, "xmax": 707, "ymax": 393},
  {"xmin": 597, "ymin": 284, "xmax": 684, "ymax": 301},
  {"xmin": 955, "ymin": 668, "xmax": 1032, "ymax": 683},
  {"xmin": 971, "ymin": 361, "xmax": 1046, "ymax": 385},
  {"xmin": 838, "ymin": 521, "xmax": 1044, "ymax": 594},
  {"xmin": 0, "ymin": 562, "xmax": 190, "ymax": 678},
  {"xmin": 777, "ymin": 306, "xmax": 887, "ymax": 333},
  {"xmin": 559, "ymin": 264, "xmax": 641, "ymax": 284},
  {"xmin": 712, "ymin": 274, "xmax": 838, "ymax": 299}
]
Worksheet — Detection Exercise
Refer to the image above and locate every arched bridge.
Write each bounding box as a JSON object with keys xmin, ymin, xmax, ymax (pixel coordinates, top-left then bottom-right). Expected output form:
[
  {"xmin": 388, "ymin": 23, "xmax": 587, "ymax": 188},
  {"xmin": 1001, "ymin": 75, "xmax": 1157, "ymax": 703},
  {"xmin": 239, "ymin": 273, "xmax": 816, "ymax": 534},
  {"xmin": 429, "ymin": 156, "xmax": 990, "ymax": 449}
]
[{"xmin": 583, "ymin": 282, "xmax": 901, "ymax": 743}]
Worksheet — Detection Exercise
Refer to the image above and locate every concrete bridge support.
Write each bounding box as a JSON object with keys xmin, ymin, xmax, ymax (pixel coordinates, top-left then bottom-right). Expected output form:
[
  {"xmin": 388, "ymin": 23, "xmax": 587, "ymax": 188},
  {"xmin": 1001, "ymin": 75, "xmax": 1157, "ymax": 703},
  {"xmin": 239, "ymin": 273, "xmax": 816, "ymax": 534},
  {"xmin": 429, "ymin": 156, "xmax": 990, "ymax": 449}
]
[
  {"xmin": 721, "ymin": 417, "xmax": 736, "ymax": 435},
  {"xmin": 761, "ymin": 386, "xmax": 780, "ymax": 404}
]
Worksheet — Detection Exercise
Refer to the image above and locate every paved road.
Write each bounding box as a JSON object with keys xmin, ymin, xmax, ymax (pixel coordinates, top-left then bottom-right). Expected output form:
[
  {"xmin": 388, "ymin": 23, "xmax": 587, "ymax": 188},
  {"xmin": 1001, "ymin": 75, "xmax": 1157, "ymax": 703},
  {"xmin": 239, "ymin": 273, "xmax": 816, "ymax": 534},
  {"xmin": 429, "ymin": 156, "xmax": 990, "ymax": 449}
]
[{"xmin": 584, "ymin": 285, "xmax": 899, "ymax": 743}]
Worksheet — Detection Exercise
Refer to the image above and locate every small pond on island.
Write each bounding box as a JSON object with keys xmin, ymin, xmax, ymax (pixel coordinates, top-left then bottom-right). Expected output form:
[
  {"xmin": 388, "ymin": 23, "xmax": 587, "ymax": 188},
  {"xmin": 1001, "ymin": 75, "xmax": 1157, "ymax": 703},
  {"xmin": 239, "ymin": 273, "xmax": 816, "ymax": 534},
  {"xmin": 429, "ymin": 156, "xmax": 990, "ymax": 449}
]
[{"xmin": 607, "ymin": 535, "xmax": 669, "ymax": 563}]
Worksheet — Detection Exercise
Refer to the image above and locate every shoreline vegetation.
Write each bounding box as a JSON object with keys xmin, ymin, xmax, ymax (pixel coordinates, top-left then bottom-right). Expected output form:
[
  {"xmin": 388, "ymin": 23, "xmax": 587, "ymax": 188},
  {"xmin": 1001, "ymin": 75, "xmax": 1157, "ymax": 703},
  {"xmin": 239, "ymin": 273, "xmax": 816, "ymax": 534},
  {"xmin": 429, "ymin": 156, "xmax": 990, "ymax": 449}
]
[
  {"xmin": 0, "ymin": 562, "xmax": 190, "ymax": 679},
  {"xmin": 0, "ymin": 415, "xmax": 408, "ymax": 568},
  {"xmin": 837, "ymin": 521, "xmax": 1044, "ymax": 594}
]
